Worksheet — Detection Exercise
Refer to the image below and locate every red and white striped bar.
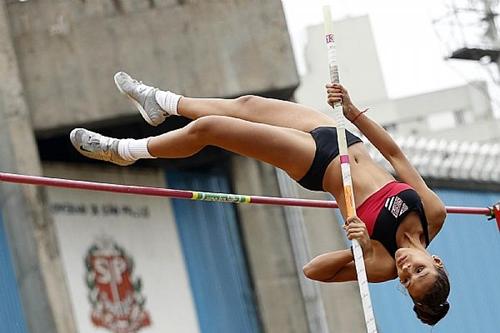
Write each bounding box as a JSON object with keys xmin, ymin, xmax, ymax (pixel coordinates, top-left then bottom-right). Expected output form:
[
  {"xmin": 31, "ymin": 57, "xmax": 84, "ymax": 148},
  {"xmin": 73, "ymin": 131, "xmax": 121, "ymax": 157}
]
[
  {"xmin": 0, "ymin": 172, "xmax": 336, "ymax": 208},
  {"xmin": 0, "ymin": 171, "xmax": 497, "ymax": 218}
]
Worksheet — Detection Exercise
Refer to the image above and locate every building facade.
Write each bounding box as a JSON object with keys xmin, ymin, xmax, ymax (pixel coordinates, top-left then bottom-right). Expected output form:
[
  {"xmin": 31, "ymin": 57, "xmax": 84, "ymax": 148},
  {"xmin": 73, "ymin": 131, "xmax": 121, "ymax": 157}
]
[{"xmin": 295, "ymin": 16, "xmax": 500, "ymax": 142}]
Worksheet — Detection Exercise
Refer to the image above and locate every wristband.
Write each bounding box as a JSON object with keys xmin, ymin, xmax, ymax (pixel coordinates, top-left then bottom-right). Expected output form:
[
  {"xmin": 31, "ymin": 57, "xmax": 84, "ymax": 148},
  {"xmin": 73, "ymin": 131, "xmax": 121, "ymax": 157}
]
[{"xmin": 350, "ymin": 108, "xmax": 369, "ymax": 123}]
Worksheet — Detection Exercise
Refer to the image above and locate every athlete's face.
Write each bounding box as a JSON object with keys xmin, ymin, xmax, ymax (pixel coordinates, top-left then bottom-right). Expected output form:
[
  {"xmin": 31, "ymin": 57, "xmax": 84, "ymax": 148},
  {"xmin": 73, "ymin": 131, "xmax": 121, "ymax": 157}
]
[{"xmin": 395, "ymin": 248, "xmax": 443, "ymax": 300}]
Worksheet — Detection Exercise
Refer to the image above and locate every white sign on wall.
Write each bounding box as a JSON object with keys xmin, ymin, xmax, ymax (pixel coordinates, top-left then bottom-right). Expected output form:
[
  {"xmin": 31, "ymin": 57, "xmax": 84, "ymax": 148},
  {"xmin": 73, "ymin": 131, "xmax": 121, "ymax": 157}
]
[{"xmin": 44, "ymin": 164, "xmax": 199, "ymax": 333}]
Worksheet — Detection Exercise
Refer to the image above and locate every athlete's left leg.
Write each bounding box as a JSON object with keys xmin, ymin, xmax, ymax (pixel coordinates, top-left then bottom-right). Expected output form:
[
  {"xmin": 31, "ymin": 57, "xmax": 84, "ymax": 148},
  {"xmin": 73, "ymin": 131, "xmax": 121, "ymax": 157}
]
[{"xmin": 114, "ymin": 71, "xmax": 335, "ymax": 132}]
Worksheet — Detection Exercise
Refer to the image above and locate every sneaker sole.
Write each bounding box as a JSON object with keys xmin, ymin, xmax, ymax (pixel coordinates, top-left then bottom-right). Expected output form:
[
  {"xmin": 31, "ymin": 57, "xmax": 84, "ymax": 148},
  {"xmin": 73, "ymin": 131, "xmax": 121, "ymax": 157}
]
[{"xmin": 114, "ymin": 73, "xmax": 157, "ymax": 127}]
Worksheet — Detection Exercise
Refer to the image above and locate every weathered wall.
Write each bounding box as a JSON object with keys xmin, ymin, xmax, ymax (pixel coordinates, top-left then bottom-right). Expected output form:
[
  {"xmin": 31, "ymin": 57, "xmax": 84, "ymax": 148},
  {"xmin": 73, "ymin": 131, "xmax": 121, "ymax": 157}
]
[
  {"xmin": 232, "ymin": 157, "xmax": 310, "ymax": 333},
  {"xmin": 7, "ymin": 0, "xmax": 298, "ymax": 133},
  {"xmin": 2, "ymin": 1, "xmax": 312, "ymax": 331},
  {"xmin": 0, "ymin": 1, "xmax": 76, "ymax": 332}
]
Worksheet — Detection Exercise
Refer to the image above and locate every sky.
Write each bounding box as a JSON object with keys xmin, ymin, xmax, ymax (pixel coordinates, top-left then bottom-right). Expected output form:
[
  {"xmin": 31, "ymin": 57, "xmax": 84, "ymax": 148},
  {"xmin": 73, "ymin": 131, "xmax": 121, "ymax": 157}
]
[{"xmin": 281, "ymin": 0, "xmax": 500, "ymax": 116}]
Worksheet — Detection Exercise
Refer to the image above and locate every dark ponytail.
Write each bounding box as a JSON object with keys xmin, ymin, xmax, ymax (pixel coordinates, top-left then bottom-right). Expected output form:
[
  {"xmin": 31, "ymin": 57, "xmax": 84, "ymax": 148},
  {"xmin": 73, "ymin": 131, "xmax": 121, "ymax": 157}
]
[{"xmin": 412, "ymin": 268, "xmax": 450, "ymax": 326}]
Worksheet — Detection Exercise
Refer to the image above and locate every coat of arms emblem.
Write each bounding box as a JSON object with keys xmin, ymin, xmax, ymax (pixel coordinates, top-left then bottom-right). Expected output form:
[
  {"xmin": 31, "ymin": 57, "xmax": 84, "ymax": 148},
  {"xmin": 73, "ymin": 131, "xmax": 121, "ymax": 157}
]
[{"xmin": 85, "ymin": 237, "xmax": 151, "ymax": 333}]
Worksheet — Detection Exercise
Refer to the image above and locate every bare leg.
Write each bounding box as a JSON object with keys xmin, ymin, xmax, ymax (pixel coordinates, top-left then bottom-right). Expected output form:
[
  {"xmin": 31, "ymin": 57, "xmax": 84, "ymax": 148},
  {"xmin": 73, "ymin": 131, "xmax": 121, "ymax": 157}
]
[
  {"xmin": 178, "ymin": 95, "xmax": 335, "ymax": 132},
  {"xmin": 148, "ymin": 115, "xmax": 316, "ymax": 180},
  {"xmin": 114, "ymin": 71, "xmax": 333, "ymax": 131}
]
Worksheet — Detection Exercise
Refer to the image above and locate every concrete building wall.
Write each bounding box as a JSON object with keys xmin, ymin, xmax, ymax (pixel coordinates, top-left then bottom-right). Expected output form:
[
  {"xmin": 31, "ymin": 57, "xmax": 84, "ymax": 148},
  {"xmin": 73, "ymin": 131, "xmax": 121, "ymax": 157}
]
[
  {"xmin": 0, "ymin": 1, "xmax": 76, "ymax": 332},
  {"xmin": 7, "ymin": 0, "xmax": 298, "ymax": 133},
  {"xmin": 421, "ymin": 117, "xmax": 500, "ymax": 141},
  {"xmin": 231, "ymin": 157, "xmax": 310, "ymax": 333},
  {"xmin": 295, "ymin": 16, "xmax": 389, "ymax": 115},
  {"xmin": 388, "ymin": 81, "xmax": 496, "ymax": 137}
]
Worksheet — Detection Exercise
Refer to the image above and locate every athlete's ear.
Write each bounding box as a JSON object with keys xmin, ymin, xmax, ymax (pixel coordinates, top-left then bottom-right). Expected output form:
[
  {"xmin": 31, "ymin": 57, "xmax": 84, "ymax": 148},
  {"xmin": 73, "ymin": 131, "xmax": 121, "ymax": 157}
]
[{"xmin": 431, "ymin": 255, "xmax": 443, "ymax": 268}]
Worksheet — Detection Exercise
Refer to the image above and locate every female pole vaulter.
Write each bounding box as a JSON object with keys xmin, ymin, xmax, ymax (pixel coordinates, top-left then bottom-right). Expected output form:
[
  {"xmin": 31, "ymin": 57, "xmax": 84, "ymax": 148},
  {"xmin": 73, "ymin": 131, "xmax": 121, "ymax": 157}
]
[{"xmin": 70, "ymin": 72, "xmax": 450, "ymax": 325}]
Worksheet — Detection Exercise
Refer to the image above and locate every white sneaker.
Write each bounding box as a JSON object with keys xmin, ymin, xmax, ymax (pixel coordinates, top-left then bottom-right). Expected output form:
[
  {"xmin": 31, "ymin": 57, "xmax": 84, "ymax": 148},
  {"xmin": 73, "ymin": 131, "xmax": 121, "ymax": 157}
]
[
  {"xmin": 70, "ymin": 128, "xmax": 134, "ymax": 166},
  {"xmin": 114, "ymin": 71, "xmax": 168, "ymax": 126}
]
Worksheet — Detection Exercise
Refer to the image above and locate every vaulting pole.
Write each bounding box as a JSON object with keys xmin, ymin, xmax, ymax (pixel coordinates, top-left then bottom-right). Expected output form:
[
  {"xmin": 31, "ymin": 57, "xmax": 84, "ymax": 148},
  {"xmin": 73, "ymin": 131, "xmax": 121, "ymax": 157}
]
[{"xmin": 323, "ymin": 6, "xmax": 377, "ymax": 333}]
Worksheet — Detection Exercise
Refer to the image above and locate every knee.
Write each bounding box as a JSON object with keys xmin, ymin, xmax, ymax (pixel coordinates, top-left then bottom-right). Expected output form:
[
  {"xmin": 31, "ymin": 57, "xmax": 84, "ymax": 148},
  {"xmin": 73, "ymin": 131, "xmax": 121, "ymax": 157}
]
[
  {"xmin": 188, "ymin": 116, "xmax": 220, "ymax": 139},
  {"xmin": 235, "ymin": 95, "xmax": 263, "ymax": 109},
  {"xmin": 303, "ymin": 262, "xmax": 315, "ymax": 279}
]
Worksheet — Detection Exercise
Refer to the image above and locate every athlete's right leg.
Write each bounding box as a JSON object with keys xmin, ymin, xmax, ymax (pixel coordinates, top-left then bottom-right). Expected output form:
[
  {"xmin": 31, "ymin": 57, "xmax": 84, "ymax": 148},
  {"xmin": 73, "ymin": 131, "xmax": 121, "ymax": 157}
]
[
  {"xmin": 70, "ymin": 115, "xmax": 316, "ymax": 181},
  {"xmin": 148, "ymin": 115, "xmax": 316, "ymax": 179},
  {"xmin": 114, "ymin": 71, "xmax": 335, "ymax": 132}
]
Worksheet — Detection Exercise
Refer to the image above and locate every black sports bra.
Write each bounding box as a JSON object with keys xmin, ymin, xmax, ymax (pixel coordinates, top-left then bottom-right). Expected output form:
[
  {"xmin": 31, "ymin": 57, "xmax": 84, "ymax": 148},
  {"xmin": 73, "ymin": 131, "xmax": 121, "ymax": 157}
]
[{"xmin": 370, "ymin": 189, "xmax": 430, "ymax": 257}]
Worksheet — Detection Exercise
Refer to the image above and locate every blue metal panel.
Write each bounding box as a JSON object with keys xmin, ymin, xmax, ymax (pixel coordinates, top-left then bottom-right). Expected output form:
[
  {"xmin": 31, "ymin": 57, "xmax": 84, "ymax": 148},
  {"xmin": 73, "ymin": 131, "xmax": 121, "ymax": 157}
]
[
  {"xmin": 0, "ymin": 214, "xmax": 29, "ymax": 333},
  {"xmin": 369, "ymin": 189, "xmax": 500, "ymax": 333},
  {"xmin": 167, "ymin": 169, "xmax": 260, "ymax": 333}
]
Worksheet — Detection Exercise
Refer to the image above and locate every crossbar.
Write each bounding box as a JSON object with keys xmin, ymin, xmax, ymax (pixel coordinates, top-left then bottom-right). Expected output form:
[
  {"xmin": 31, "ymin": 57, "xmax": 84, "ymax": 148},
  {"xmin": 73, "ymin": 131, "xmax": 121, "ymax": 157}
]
[{"xmin": 0, "ymin": 172, "xmax": 495, "ymax": 217}]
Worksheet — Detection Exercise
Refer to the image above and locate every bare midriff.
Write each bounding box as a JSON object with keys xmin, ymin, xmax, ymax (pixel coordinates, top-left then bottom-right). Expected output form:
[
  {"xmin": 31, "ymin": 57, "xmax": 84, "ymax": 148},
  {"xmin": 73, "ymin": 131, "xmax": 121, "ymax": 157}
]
[{"xmin": 322, "ymin": 142, "xmax": 395, "ymax": 218}]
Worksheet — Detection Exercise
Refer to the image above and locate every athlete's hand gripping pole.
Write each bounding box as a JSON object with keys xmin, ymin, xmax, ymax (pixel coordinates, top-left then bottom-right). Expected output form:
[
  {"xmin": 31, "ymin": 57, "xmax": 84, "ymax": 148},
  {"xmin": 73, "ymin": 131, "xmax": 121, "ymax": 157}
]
[{"xmin": 323, "ymin": 5, "xmax": 377, "ymax": 333}]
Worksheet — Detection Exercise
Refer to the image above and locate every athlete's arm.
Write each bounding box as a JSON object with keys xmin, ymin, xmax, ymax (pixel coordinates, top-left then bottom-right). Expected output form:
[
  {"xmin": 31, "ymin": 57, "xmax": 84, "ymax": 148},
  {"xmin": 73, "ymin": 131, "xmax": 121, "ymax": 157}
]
[
  {"xmin": 349, "ymin": 107, "xmax": 446, "ymax": 237},
  {"xmin": 326, "ymin": 84, "xmax": 447, "ymax": 237},
  {"xmin": 303, "ymin": 217, "xmax": 395, "ymax": 283},
  {"xmin": 303, "ymin": 247, "xmax": 395, "ymax": 283},
  {"xmin": 303, "ymin": 249, "xmax": 356, "ymax": 282}
]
